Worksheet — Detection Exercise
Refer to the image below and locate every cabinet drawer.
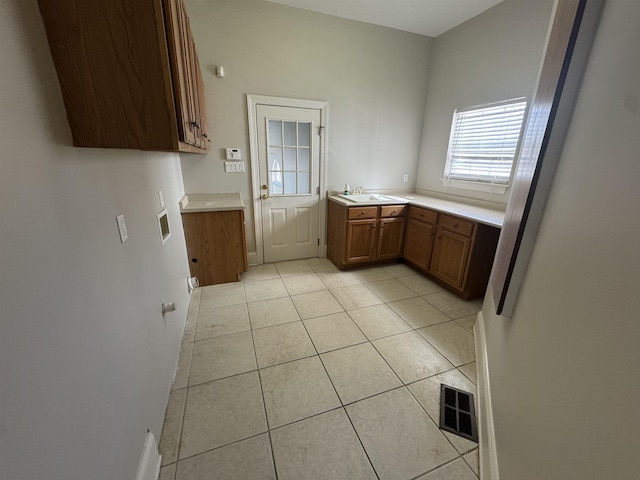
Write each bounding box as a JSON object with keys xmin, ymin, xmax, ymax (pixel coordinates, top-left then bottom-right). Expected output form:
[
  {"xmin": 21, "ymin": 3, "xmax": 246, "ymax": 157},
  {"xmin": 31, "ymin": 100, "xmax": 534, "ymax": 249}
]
[
  {"xmin": 380, "ymin": 205, "xmax": 407, "ymax": 218},
  {"xmin": 438, "ymin": 214, "xmax": 475, "ymax": 237},
  {"xmin": 408, "ymin": 206, "xmax": 438, "ymax": 224},
  {"xmin": 348, "ymin": 207, "xmax": 378, "ymax": 219}
]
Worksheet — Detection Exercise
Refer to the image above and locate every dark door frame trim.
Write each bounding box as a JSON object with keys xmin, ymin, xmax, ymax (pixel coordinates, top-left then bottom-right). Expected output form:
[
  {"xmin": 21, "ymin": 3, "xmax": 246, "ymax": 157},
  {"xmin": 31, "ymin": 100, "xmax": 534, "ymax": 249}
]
[{"xmin": 490, "ymin": 0, "xmax": 605, "ymax": 316}]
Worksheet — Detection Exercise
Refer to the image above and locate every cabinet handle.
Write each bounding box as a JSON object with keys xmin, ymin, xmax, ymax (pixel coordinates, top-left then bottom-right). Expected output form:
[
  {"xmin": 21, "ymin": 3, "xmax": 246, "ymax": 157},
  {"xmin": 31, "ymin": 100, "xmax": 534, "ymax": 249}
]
[
  {"xmin": 190, "ymin": 121, "xmax": 200, "ymax": 129},
  {"xmin": 191, "ymin": 258, "xmax": 198, "ymax": 263},
  {"xmin": 372, "ymin": 224, "xmax": 376, "ymax": 229},
  {"xmin": 391, "ymin": 210, "xmax": 396, "ymax": 215},
  {"xmin": 361, "ymin": 211, "xmax": 366, "ymax": 215}
]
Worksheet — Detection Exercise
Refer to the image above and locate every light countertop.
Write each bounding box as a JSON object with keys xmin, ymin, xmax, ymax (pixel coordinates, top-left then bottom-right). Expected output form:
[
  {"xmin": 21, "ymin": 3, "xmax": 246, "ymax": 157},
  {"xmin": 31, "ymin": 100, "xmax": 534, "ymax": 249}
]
[
  {"xmin": 329, "ymin": 193, "xmax": 504, "ymax": 228},
  {"xmin": 180, "ymin": 193, "xmax": 245, "ymax": 213}
]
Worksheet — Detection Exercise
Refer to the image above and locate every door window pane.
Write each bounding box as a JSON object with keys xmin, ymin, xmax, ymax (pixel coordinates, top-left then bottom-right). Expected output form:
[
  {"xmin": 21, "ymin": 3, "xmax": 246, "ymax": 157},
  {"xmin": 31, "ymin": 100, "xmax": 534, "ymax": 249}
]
[
  {"xmin": 268, "ymin": 120, "xmax": 282, "ymax": 145},
  {"xmin": 268, "ymin": 147, "xmax": 283, "ymax": 195},
  {"xmin": 284, "ymin": 122, "xmax": 297, "ymax": 145},
  {"xmin": 284, "ymin": 148, "xmax": 297, "ymax": 171},
  {"xmin": 298, "ymin": 148, "xmax": 310, "ymax": 171},
  {"xmin": 283, "ymin": 172, "xmax": 297, "ymax": 194},
  {"xmin": 266, "ymin": 120, "xmax": 313, "ymax": 196},
  {"xmin": 297, "ymin": 172, "xmax": 310, "ymax": 194},
  {"xmin": 298, "ymin": 123, "xmax": 310, "ymax": 147}
]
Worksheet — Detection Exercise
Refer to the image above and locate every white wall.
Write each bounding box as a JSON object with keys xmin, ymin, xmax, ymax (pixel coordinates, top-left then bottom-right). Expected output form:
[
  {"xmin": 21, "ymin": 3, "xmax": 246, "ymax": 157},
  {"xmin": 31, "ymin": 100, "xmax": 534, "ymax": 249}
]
[
  {"xmin": 416, "ymin": 0, "xmax": 554, "ymax": 206},
  {"xmin": 482, "ymin": 1, "xmax": 640, "ymax": 478},
  {"xmin": 0, "ymin": 2, "xmax": 190, "ymax": 479},
  {"xmin": 181, "ymin": 0, "xmax": 432, "ymax": 253}
]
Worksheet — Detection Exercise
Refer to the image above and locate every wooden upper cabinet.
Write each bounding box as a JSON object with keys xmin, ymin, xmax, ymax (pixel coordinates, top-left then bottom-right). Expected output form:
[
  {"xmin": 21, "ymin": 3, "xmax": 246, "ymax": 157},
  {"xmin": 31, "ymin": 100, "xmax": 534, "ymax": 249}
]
[
  {"xmin": 37, "ymin": 0, "xmax": 209, "ymax": 153},
  {"xmin": 164, "ymin": 0, "xmax": 208, "ymax": 149}
]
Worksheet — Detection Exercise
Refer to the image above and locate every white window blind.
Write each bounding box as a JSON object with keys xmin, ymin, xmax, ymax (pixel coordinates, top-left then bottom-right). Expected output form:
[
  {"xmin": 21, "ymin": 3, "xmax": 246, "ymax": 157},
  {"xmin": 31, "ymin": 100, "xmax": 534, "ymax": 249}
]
[{"xmin": 444, "ymin": 98, "xmax": 527, "ymax": 186}]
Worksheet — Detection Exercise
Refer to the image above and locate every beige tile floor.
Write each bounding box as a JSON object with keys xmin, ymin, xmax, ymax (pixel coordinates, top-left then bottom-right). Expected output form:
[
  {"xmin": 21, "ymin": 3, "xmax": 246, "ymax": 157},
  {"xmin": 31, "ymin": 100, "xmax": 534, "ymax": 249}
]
[{"xmin": 159, "ymin": 259, "xmax": 481, "ymax": 480}]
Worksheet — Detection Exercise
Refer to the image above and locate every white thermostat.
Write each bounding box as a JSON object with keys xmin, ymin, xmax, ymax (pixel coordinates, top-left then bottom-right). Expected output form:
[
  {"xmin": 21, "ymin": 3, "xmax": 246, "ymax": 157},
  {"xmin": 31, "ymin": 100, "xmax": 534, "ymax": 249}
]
[{"xmin": 225, "ymin": 148, "xmax": 241, "ymax": 160}]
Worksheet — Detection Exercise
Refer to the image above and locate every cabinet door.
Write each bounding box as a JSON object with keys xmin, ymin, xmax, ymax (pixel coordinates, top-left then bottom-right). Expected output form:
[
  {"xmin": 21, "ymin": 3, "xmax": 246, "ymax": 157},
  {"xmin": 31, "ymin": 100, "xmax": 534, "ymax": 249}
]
[
  {"xmin": 403, "ymin": 218, "xmax": 436, "ymax": 270},
  {"xmin": 164, "ymin": 0, "xmax": 208, "ymax": 149},
  {"xmin": 345, "ymin": 219, "xmax": 378, "ymax": 264},
  {"xmin": 182, "ymin": 211, "xmax": 247, "ymax": 286},
  {"xmin": 377, "ymin": 217, "xmax": 406, "ymax": 260},
  {"xmin": 430, "ymin": 227, "xmax": 471, "ymax": 289}
]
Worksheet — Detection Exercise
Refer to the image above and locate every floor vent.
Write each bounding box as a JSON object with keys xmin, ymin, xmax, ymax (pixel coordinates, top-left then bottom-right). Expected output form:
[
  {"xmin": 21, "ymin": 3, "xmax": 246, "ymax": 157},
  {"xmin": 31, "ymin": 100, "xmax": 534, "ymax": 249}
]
[{"xmin": 439, "ymin": 384, "xmax": 478, "ymax": 443}]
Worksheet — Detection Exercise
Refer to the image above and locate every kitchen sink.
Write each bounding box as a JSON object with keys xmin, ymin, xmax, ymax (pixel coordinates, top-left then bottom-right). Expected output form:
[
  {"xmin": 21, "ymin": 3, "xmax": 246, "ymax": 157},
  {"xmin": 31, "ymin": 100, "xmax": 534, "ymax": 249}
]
[{"xmin": 337, "ymin": 193, "xmax": 408, "ymax": 204}]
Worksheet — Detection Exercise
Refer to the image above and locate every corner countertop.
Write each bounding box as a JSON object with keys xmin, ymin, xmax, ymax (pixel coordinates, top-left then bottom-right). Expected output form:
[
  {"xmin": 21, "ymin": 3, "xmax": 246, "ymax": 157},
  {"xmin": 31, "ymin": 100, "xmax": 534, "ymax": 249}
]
[
  {"xmin": 180, "ymin": 193, "xmax": 245, "ymax": 213},
  {"xmin": 328, "ymin": 193, "xmax": 504, "ymax": 228}
]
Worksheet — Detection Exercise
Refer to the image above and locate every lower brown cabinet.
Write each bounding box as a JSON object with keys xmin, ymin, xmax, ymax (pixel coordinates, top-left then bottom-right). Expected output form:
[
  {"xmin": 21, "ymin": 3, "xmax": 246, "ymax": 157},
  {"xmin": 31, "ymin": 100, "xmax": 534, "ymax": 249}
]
[
  {"xmin": 328, "ymin": 199, "xmax": 500, "ymax": 299},
  {"xmin": 402, "ymin": 206, "xmax": 500, "ymax": 299},
  {"xmin": 181, "ymin": 210, "xmax": 248, "ymax": 286},
  {"xmin": 328, "ymin": 201, "xmax": 407, "ymax": 268}
]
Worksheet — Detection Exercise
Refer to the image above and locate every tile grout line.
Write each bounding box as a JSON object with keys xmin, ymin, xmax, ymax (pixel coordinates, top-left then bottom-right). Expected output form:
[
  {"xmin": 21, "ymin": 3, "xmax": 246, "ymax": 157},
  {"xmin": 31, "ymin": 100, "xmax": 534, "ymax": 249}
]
[
  {"xmin": 278, "ymin": 261, "xmax": 382, "ymax": 478},
  {"xmin": 170, "ymin": 260, "xmax": 481, "ymax": 478},
  {"xmin": 245, "ymin": 278, "xmax": 280, "ymax": 480},
  {"xmin": 170, "ymin": 287, "xmax": 203, "ymax": 468}
]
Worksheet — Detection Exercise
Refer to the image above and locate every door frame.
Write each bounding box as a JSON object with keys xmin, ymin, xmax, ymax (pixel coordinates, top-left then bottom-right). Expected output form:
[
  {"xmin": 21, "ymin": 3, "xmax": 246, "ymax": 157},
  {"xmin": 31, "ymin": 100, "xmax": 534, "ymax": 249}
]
[{"xmin": 247, "ymin": 94, "xmax": 328, "ymax": 265}]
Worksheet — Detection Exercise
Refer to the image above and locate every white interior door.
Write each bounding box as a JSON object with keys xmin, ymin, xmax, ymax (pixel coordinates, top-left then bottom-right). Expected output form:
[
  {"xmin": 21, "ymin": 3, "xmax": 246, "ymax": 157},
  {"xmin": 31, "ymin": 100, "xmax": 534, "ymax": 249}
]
[{"xmin": 256, "ymin": 104, "xmax": 322, "ymax": 263}]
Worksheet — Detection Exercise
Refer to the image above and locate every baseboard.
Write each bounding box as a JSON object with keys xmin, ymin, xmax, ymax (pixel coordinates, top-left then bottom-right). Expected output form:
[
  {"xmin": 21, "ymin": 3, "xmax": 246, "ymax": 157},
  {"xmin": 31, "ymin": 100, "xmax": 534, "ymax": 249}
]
[
  {"xmin": 135, "ymin": 430, "xmax": 161, "ymax": 480},
  {"xmin": 246, "ymin": 250, "xmax": 327, "ymax": 266},
  {"xmin": 474, "ymin": 312, "xmax": 500, "ymax": 480}
]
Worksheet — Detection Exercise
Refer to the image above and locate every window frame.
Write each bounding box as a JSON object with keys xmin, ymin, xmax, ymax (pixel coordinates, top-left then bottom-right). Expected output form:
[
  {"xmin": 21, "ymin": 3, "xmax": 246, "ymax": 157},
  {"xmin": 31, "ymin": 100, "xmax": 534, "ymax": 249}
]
[{"xmin": 442, "ymin": 97, "xmax": 528, "ymax": 194}]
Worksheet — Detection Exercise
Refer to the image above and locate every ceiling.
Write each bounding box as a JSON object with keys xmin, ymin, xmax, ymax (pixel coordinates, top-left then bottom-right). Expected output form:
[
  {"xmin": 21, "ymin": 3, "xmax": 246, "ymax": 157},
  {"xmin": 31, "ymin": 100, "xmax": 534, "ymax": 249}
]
[{"xmin": 264, "ymin": 0, "xmax": 504, "ymax": 37}]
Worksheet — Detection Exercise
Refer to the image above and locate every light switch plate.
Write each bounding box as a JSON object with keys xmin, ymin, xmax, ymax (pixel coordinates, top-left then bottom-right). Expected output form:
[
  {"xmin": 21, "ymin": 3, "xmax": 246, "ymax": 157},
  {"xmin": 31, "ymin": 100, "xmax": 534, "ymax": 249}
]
[
  {"xmin": 224, "ymin": 161, "xmax": 245, "ymax": 173},
  {"xmin": 116, "ymin": 214, "xmax": 128, "ymax": 243}
]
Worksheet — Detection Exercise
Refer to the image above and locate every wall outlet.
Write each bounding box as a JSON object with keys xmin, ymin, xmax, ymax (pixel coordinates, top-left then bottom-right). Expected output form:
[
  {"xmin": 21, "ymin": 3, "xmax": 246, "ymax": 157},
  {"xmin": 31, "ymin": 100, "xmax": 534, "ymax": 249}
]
[
  {"xmin": 403, "ymin": 173, "xmax": 409, "ymax": 183},
  {"xmin": 116, "ymin": 214, "xmax": 128, "ymax": 243}
]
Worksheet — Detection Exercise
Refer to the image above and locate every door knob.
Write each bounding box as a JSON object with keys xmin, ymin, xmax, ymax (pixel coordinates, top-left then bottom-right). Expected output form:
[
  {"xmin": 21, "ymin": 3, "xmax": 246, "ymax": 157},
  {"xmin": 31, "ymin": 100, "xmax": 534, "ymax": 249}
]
[{"xmin": 261, "ymin": 185, "xmax": 270, "ymax": 200}]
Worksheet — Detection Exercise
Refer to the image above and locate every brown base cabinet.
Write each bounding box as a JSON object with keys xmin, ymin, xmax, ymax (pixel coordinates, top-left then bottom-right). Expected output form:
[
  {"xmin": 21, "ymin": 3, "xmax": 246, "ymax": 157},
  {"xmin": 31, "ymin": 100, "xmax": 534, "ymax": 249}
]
[
  {"xmin": 403, "ymin": 208, "xmax": 438, "ymax": 271},
  {"xmin": 402, "ymin": 206, "xmax": 500, "ymax": 299},
  {"xmin": 328, "ymin": 201, "xmax": 407, "ymax": 268},
  {"xmin": 181, "ymin": 210, "xmax": 248, "ymax": 286},
  {"xmin": 328, "ymin": 200, "xmax": 500, "ymax": 299}
]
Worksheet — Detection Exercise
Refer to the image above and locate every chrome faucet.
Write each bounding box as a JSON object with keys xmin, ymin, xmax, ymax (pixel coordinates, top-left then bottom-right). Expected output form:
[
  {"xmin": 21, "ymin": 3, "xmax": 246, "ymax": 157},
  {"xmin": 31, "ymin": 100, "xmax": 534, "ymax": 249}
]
[{"xmin": 352, "ymin": 186, "xmax": 363, "ymax": 194}]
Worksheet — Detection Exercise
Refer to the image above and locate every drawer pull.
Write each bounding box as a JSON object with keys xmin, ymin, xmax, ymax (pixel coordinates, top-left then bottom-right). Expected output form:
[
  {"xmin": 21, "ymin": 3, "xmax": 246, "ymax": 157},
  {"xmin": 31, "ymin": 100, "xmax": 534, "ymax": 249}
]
[
  {"xmin": 391, "ymin": 210, "xmax": 396, "ymax": 215},
  {"xmin": 361, "ymin": 211, "xmax": 366, "ymax": 215}
]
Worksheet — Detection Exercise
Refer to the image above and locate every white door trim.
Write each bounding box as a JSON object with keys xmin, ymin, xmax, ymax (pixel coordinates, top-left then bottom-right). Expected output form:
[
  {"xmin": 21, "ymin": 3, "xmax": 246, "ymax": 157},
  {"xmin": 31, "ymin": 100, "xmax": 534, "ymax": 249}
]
[{"xmin": 247, "ymin": 94, "xmax": 328, "ymax": 265}]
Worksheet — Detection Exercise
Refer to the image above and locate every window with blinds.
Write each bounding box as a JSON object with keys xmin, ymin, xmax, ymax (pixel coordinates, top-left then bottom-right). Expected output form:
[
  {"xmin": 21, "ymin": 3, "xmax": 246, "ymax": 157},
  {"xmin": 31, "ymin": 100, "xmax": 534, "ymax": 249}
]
[{"xmin": 443, "ymin": 98, "xmax": 527, "ymax": 190}]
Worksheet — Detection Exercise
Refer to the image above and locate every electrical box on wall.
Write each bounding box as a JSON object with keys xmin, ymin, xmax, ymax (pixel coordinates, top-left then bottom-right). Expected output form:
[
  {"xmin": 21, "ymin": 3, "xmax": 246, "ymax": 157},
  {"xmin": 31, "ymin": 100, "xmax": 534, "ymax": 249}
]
[
  {"xmin": 157, "ymin": 209, "xmax": 171, "ymax": 245},
  {"xmin": 225, "ymin": 148, "xmax": 241, "ymax": 160}
]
